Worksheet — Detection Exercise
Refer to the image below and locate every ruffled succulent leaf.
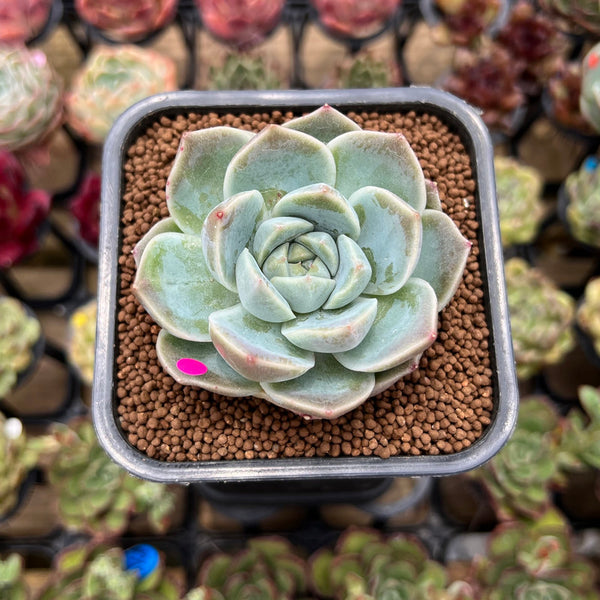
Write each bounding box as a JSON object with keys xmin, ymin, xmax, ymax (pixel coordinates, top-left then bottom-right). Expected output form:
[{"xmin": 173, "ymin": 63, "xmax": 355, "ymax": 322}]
[
  {"xmin": 167, "ymin": 127, "xmax": 254, "ymax": 234},
  {"xmin": 209, "ymin": 304, "xmax": 314, "ymax": 382},
  {"xmin": 349, "ymin": 186, "xmax": 422, "ymax": 295},
  {"xmin": 272, "ymin": 183, "xmax": 360, "ymax": 240},
  {"xmin": 324, "ymin": 234, "xmax": 372, "ymax": 309},
  {"xmin": 133, "ymin": 217, "xmax": 182, "ymax": 267},
  {"xmin": 156, "ymin": 330, "xmax": 262, "ymax": 397},
  {"xmin": 201, "ymin": 190, "xmax": 265, "ymax": 291},
  {"xmin": 411, "ymin": 209, "xmax": 472, "ymax": 310},
  {"xmin": 262, "ymin": 354, "xmax": 375, "ymax": 419},
  {"xmin": 282, "ymin": 297, "xmax": 378, "ymax": 352},
  {"xmin": 235, "ymin": 249, "xmax": 295, "ymax": 322},
  {"xmin": 295, "ymin": 232, "xmax": 339, "ymax": 274},
  {"xmin": 253, "ymin": 217, "xmax": 314, "ymax": 265},
  {"xmin": 329, "ymin": 131, "xmax": 427, "ymax": 213},
  {"xmin": 282, "ymin": 104, "xmax": 361, "ymax": 143},
  {"xmin": 371, "ymin": 354, "xmax": 421, "ymax": 396},
  {"xmin": 223, "ymin": 125, "xmax": 336, "ymax": 209},
  {"xmin": 335, "ymin": 278, "xmax": 438, "ymax": 372},
  {"xmin": 133, "ymin": 233, "xmax": 238, "ymax": 342},
  {"xmin": 425, "ymin": 179, "xmax": 443, "ymax": 211}
]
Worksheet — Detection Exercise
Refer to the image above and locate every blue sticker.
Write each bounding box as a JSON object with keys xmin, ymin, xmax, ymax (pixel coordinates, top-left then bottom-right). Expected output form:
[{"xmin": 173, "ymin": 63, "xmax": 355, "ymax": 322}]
[
  {"xmin": 124, "ymin": 544, "xmax": 160, "ymax": 580},
  {"xmin": 584, "ymin": 156, "xmax": 599, "ymax": 172}
]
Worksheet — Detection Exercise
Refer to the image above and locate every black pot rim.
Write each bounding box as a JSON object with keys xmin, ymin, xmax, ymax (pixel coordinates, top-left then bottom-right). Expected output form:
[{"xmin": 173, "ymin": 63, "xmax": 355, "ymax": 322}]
[{"xmin": 93, "ymin": 88, "xmax": 518, "ymax": 483}]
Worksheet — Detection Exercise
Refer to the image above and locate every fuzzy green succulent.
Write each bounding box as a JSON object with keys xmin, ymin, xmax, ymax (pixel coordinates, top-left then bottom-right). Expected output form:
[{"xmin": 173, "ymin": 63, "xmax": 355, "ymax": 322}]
[
  {"xmin": 338, "ymin": 55, "xmax": 392, "ymax": 89},
  {"xmin": 475, "ymin": 509, "xmax": 598, "ymax": 600},
  {"xmin": 38, "ymin": 544, "xmax": 180, "ymax": 600},
  {"xmin": 493, "ymin": 156, "xmax": 544, "ymax": 247},
  {"xmin": 577, "ymin": 277, "xmax": 600, "ymax": 356},
  {"xmin": 68, "ymin": 299, "xmax": 97, "ymax": 386},
  {"xmin": 46, "ymin": 419, "xmax": 175, "ymax": 537},
  {"xmin": 0, "ymin": 47, "xmax": 63, "ymax": 152},
  {"xmin": 564, "ymin": 156, "xmax": 600, "ymax": 247},
  {"xmin": 209, "ymin": 54, "xmax": 280, "ymax": 91},
  {"xmin": 309, "ymin": 527, "xmax": 474, "ymax": 599},
  {"xmin": 133, "ymin": 105, "xmax": 471, "ymax": 419},
  {"xmin": 66, "ymin": 45, "xmax": 177, "ymax": 145},
  {"xmin": 0, "ymin": 297, "xmax": 41, "ymax": 399},
  {"xmin": 505, "ymin": 258, "xmax": 575, "ymax": 380},
  {"xmin": 0, "ymin": 554, "xmax": 28, "ymax": 600}
]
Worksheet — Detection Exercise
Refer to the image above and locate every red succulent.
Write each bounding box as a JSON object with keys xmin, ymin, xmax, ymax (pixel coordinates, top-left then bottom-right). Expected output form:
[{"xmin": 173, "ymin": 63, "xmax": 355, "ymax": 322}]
[
  {"xmin": 70, "ymin": 173, "xmax": 101, "ymax": 247},
  {"xmin": 0, "ymin": 0, "xmax": 53, "ymax": 45},
  {"xmin": 0, "ymin": 151, "xmax": 51, "ymax": 269}
]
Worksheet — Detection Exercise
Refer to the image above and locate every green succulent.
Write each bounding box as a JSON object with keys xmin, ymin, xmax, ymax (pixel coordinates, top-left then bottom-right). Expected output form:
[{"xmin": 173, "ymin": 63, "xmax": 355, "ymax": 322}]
[
  {"xmin": 133, "ymin": 105, "xmax": 471, "ymax": 419},
  {"xmin": 66, "ymin": 45, "xmax": 177, "ymax": 145},
  {"xmin": 505, "ymin": 258, "xmax": 575, "ymax": 380},
  {"xmin": 38, "ymin": 544, "xmax": 180, "ymax": 600},
  {"xmin": 194, "ymin": 536, "xmax": 310, "ymax": 600},
  {"xmin": 309, "ymin": 527, "xmax": 474, "ymax": 600},
  {"xmin": 338, "ymin": 55, "xmax": 392, "ymax": 89},
  {"xmin": 540, "ymin": 0, "xmax": 600, "ymax": 36},
  {"xmin": 68, "ymin": 299, "xmax": 97, "ymax": 386},
  {"xmin": 46, "ymin": 419, "xmax": 175, "ymax": 537},
  {"xmin": 0, "ymin": 46, "xmax": 63, "ymax": 152},
  {"xmin": 493, "ymin": 156, "xmax": 544, "ymax": 247},
  {"xmin": 209, "ymin": 54, "xmax": 280, "ymax": 91},
  {"xmin": 0, "ymin": 554, "xmax": 29, "ymax": 600},
  {"xmin": 0, "ymin": 296, "xmax": 41, "ymax": 399},
  {"xmin": 475, "ymin": 509, "xmax": 598, "ymax": 600},
  {"xmin": 565, "ymin": 156, "xmax": 600, "ymax": 247}
]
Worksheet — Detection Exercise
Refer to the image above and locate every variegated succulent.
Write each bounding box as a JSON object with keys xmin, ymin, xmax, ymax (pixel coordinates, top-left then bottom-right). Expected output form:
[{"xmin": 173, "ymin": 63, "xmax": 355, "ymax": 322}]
[
  {"xmin": 66, "ymin": 45, "xmax": 177, "ymax": 145},
  {"xmin": 564, "ymin": 156, "xmax": 600, "ymax": 248},
  {"xmin": 67, "ymin": 299, "xmax": 97, "ymax": 386},
  {"xmin": 0, "ymin": 46, "xmax": 62, "ymax": 152},
  {"xmin": 133, "ymin": 105, "xmax": 471, "ymax": 419}
]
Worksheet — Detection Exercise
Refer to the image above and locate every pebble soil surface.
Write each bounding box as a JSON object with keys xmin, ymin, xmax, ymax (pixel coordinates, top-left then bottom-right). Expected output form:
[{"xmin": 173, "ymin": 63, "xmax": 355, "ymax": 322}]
[{"xmin": 116, "ymin": 109, "xmax": 494, "ymax": 462}]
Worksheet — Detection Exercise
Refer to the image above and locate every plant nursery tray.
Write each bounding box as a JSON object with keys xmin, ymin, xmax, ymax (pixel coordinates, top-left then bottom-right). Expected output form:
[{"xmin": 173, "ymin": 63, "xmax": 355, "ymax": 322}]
[{"xmin": 93, "ymin": 88, "xmax": 518, "ymax": 483}]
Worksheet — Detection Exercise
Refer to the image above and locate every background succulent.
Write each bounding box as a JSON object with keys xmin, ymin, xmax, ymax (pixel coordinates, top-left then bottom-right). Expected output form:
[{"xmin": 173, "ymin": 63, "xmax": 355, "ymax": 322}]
[
  {"xmin": 46, "ymin": 419, "xmax": 175, "ymax": 537},
  {"xmin": 337, "ymin": 54, "xmax": 394, "ymax": 89},
  {"xmin": 564, "ymin": 156, "xmax": 600, "ymax": 247},
  {"xmin": 209, "ymin": 54, "xmax": 280, "ymax": 91},
  {"xmin": 539, "ymin": 0, "xmax": 600, "ymax": 37},
  {"xmin": 0, "ymin": 296, "xmax": 42, "ymax": 399},
  {"xmin": 70, "ymin": 172, "xmax": 101, "ymax": 248},
  {"xmin": 432, "ymin": 0, "xmax": 501, "ymax": 47},
  {"xmin": 505, "ymin": 258, "xmax": 575, "ymax": 379},
  {"xmin": 0, "ymin": 46, "xmax": 63, "ymax": 152},
  {"xmin": 493, "ymin": 156, "xmax": 544, "ymax": 246},
  {"xmin": 577, "ymin": 278, "xmax": 600, "ymax": 357},
  {"xmin": 580, "ymin": 42, "xmax": 600, "ymax": 134},
  {"xmin": 133, "ymin": 105, "xmax": 471, "ymax": 419},
  {"xmin": 0, "ymin": 554, "xmax": 29, "ymax": 600},
  {"xmin": 0, "ymin": 0, "xmax": 53, "ymax": 44},
  {"xmin": 65, "ymin": 45, "xmax": 178, "ymax": 145},
  {"xmin": 75, "ymin": 0, "xmax": 177, "ymax": 42},
  {"xmin": 0, "ymin": 150, "xmax": 51, "ymax": 269},
  {"xmin": 67, "ymin": 298, "xmax": 97, "ymax": 386}
]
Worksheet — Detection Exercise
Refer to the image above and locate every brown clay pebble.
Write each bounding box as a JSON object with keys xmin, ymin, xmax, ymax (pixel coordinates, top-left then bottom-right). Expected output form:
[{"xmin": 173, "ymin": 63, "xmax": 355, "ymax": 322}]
[{"xmin": 116, "ymin": 110, "xmax": 494, "ymax": 462}]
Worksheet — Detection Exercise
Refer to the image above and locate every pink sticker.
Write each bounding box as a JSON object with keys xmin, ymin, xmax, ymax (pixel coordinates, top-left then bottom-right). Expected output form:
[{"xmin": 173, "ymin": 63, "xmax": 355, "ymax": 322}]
[
  {"xmin": 176, "ymin": 358, "xmax": 207, "ymax": 376},
  {"xmin": 589, "ymin": 53, "xmax": 600, "ymax": 69}
]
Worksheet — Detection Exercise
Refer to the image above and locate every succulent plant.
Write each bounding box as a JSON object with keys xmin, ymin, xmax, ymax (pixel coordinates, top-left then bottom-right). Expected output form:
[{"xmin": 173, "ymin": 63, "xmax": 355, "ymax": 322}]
[
  {"xmin": 38, "ymin": 543, "xmax": 180, "ymax": 600},
  {"xmin": 580, "ymin": 43, "xmax": 600, "ymax": 135},
  {"xmin": 505, "ymin": 258, "xmax": 575, "ymax": 380},
  {"xmin": 577, "ymin": 279, "xmax": 600, "ymax": 357},
  {"xmin": 209, "ymin": 54, "xmax": 280, "ymax": 91},
  {"xmin": 309, "ymin": 527, "xmax": 474, "ymax": 599},
  {"xmin": 475, "ymin": 509, "xmax": 598, "ymax": 599},
  {"xmin": 493, "ymin": 156, "xmax": 544, "ymax": 247},
  {"xmin": 337, "ymin": 54, "xmax": 394, "ymax": 89},
  {"xmin": 0, "ymin": 46, "xmax": 63, "ymax": 152},
  {"xmin": 67, "ymin": 299, "xmax": 97, "ymax": 386},
  {"xmin": 441, "ymin": 44, "xmax": 525, "ymax": 132},
  {"xmin": 0, "ymin": 414, "xmax": 44, "ymax": 516},
  {"xmin": 0, "ymin": 296, "xmax": 42, "ymax": 399},
  {"xmin": 0, "ymin": 554, "xmax": 29, "ymax": 600},
  {"xmin": 75, "ymin": 0, "xmax": 177, "ymax": 42},
  {"xmin": 196, "ymin": 0, "xmax": 285, "ymax": 50},
  {"xmin": 70, "ymin": 172, "xmax": 101, "ymax": 247},
  {"xmin": 311, "ymin": 0, "xmax": 402, "ymax": 39},
  {"xmin": 193, "ymin": 536, "xmax": 310, "ymax": 600},
  {"xmin": 0, "ymin": 150, "xmax": 51, "ymax": 269},
  {"xmin": 46, "ymin": 419, "xmax": 175, "ymax": 537},
  {"xmin": 539, "ymin": 0, "xmax": 600, "ymax": 37},
  {"xmin": 65, "ymin": 45, "xmax": 178, "ymax": 145},
  {"xmin": 0, "ymin": 0, "xmax": 53, "ymax": 44},
  {"xmin": 133, "ymin": 105, "xmax": 471, "ymax": 419},
  {"xmin": 432, "ymin": 0, "xmax": 502, "ymax": 47},
  {"xmin": 564, "ymin": 156, "xmax": 600, "ymax": 247}
]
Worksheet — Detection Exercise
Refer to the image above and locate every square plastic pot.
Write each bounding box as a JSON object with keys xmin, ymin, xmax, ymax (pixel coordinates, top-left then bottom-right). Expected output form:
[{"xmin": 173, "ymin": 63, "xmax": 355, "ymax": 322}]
[{"xmin": 93, "ymin": 88, "xmax": 518, "ymax": 483}]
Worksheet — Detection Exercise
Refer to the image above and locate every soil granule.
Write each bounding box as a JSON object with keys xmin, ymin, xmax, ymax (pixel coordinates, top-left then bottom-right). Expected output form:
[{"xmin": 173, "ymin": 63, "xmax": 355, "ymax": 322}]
[{"xmin": 116, "ymin": 109, "xmax": 494, "ymax": 462}]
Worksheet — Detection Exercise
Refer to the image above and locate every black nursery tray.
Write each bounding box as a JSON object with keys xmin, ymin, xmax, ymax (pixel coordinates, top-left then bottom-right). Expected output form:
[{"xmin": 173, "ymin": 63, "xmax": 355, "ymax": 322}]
[{"xmin": 93, "ymin": 88, "xmax": 518, "ymax": 483}]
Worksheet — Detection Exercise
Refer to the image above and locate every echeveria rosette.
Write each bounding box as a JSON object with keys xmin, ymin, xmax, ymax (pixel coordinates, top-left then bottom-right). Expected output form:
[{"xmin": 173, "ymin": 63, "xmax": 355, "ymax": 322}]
[{"xmin": 133, "ymin": 105, "xmax": 471, "ymax": 419}]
